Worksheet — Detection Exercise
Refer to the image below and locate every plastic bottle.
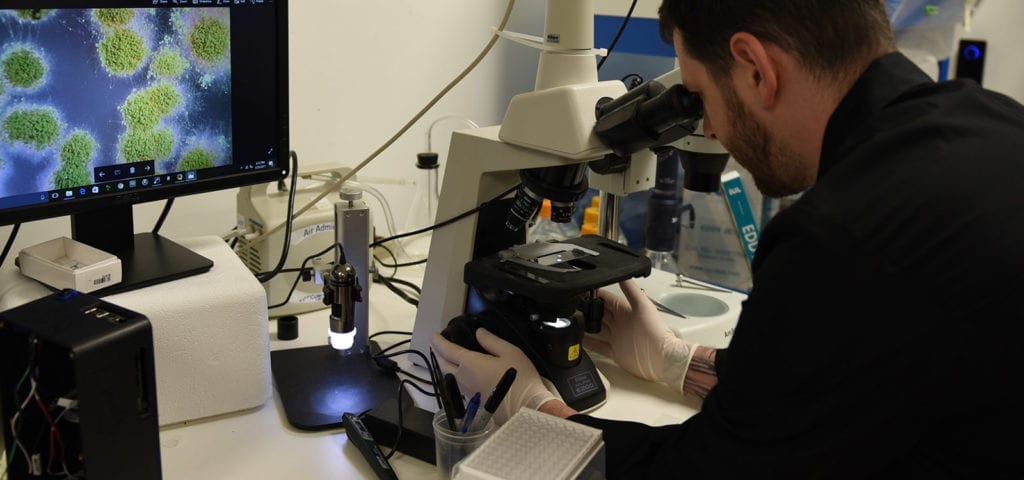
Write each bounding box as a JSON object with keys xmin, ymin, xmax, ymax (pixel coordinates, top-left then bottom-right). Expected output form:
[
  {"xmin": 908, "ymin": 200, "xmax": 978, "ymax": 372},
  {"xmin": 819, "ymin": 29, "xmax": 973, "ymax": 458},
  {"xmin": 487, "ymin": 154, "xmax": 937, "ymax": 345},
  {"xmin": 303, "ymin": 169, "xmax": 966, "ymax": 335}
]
[
  {"xmin": 402, "ymin": 153, "xmax": 440, "ymax": 259},
  {"xmin": 527, "ymin": 199, "xmax": 581, "ymax": 243},
  {"xmin": 580, "ymin": 195, "xmax": 600, "ymax": 236}
]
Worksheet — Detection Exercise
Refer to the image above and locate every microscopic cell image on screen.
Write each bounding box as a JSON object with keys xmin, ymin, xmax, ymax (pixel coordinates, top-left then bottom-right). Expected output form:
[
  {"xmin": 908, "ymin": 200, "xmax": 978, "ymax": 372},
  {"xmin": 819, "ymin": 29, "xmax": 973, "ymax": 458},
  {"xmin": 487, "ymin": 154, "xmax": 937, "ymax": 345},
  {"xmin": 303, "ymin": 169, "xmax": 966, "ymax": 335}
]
[{"xmin": 0, "ymin": 7, "xmax": 233, "ymax": 198}]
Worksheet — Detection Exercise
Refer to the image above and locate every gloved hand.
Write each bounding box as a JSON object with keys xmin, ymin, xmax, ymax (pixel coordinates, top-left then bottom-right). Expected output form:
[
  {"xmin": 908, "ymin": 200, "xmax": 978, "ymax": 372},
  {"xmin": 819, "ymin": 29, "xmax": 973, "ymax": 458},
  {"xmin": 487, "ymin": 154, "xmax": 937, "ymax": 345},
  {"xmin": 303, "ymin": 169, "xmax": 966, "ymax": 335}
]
[
  {"xmin": 585, "ymin": 279, "xmax": 697, "ymax": 395},
  {"xmin": 431, "ymin": 328, "xmax": 558, "ymax": 425}
]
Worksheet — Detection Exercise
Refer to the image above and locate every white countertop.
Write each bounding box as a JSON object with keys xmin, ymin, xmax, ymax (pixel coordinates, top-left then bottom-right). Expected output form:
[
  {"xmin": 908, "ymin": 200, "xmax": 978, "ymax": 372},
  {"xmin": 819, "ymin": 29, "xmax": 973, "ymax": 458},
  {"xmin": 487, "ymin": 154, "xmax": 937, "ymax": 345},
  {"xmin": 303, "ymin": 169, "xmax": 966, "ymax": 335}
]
[
  {"xmin": 2, "ymin": 246, "xmax": 735, "ymax": 479},
  {"xmin": 156, "ymin": 270, "xmax": 715, "ymax": 479}
]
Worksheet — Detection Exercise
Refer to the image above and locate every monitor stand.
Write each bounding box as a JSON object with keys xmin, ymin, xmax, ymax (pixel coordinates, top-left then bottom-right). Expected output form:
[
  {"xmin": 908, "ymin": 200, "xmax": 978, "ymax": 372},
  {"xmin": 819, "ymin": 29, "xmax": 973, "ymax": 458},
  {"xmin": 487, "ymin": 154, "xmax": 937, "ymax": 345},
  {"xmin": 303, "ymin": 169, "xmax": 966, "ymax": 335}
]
[{"xmin": 71, "ymin": 204, "xmax": 213, "ymax": 296}]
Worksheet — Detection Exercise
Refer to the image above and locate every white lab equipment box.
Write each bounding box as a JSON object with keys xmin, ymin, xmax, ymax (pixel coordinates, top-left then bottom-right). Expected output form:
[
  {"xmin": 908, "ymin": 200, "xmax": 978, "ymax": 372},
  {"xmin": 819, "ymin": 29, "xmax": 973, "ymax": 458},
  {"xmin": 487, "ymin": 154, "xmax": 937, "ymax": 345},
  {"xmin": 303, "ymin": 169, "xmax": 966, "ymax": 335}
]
[{"xmin": 18, "ymin": 236, "xmax": 122, "ymax": 293}]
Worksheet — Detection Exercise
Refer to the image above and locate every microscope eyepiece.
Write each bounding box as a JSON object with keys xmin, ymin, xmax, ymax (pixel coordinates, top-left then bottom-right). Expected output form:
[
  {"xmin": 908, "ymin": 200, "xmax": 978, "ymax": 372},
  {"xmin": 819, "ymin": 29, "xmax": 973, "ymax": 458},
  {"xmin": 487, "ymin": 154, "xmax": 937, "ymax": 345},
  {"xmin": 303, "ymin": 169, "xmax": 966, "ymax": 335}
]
[{"xmin": 594, "ymin": 82, "xmax": 704, "ymax": 158}]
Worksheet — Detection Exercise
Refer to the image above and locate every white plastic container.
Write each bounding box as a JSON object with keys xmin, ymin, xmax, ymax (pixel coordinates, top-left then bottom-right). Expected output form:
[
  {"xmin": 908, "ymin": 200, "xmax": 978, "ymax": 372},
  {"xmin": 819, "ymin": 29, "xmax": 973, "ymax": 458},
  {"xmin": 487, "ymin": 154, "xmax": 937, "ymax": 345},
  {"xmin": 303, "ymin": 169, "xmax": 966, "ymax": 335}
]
[{"xmin": 17, "ymin": 237, "xmax": 121, "ymax": 293}]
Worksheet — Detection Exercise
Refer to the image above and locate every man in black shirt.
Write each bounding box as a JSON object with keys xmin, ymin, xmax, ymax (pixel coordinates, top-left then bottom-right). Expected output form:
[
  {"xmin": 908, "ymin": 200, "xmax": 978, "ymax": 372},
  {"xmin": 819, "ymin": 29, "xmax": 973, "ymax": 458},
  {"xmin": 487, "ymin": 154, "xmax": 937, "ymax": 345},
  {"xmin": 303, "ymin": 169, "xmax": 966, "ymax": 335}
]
[{"xmin": 433, "ymin": 0, "xmax": 1024, "ymax": 477}]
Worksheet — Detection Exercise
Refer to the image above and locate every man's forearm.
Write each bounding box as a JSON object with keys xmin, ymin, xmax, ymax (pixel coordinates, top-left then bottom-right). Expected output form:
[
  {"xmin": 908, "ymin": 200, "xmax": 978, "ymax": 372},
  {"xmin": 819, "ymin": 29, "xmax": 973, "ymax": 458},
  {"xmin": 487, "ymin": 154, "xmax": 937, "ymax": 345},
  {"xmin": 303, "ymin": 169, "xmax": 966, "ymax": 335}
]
[{"xmin": 682, "ymin": 345, "xmax": 718, "ymax": 399}]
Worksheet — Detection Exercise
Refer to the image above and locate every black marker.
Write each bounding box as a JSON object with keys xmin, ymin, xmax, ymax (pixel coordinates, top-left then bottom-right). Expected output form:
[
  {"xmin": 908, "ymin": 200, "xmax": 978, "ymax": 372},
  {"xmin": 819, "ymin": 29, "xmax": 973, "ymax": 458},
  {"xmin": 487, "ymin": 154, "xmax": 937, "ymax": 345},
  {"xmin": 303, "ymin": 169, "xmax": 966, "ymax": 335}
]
[
  {"xmin": 443, "ymin": 373, "xmax": 466, "ymax": 423},
  {"xmin": 469, "ymin": 367, "xmax": 516, "ymax": 432}
]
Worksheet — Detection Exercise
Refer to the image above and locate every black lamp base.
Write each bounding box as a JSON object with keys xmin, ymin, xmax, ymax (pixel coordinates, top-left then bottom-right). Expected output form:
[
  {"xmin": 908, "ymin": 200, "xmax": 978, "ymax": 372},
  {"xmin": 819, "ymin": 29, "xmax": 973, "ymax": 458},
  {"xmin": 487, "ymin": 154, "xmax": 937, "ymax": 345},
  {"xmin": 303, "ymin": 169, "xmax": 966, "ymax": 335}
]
[{"xmin": 270, "ymin": 344, "xmax": 401, "ymax": 431}]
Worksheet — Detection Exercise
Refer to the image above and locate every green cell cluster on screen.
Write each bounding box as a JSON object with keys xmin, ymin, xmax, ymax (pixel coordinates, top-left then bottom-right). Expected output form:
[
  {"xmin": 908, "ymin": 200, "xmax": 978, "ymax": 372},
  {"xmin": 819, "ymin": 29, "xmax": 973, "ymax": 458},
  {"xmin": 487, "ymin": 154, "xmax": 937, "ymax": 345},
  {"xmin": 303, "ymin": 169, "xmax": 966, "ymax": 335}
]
[
  {"xmin": 93, "ymin": 8, "xmax": 135, "ymax": 28},
  {"xmin": 98, "ymin": 27, "xmax": 149, "ymax": 76},
  {"xmin": 120, "ymin": 82, "xmax": 182, "ymax": 131},
  {"xmin": 16, "ymin": 9, "xmax": 54, "ymax": 21},
  {"xmin": 2, "ymin": 47, "xmax": 46, "ymax": 89},
  {"xmin": 120, "ymin": 128, "xmax": 175, "ymax": 163},
  {"xmin": 2, "ymin": 107, "xmax": 61, "ymax": 150},
  {"xmin": 190, "ymin": 17, "xmax": 229, "ymax": 64},
  {"xmin": 52, "ymin": 163, "xmax": 91, "ymax": 190},
  {"xmin": 60, "ymin": 130, "xmax": 98, "ymax": 169},
  {"xmin": 178, "ymin": 147, "xmax": 214, "ymax": 170},
  {"xmin": 149, "ymin": 48, "xmax": 188, "ymax": 79}
]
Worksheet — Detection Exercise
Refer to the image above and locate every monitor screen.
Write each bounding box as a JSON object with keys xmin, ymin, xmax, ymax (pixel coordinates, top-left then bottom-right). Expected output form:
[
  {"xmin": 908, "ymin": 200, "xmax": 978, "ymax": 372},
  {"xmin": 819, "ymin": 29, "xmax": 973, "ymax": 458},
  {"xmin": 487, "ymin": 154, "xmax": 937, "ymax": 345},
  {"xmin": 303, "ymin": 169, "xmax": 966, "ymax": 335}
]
[{"xmin": 0, "ymin": 0, "xmax": 288, "ymax": 294}]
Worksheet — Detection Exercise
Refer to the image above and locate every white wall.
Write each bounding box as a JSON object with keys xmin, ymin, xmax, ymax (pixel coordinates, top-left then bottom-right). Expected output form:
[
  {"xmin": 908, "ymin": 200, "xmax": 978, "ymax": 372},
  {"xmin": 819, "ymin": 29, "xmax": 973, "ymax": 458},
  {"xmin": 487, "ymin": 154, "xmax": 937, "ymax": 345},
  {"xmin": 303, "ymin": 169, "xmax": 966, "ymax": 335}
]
[
  {"xmin": 955, "ymin": 0, "xmax": 1024, "ymax": 102},
  {"xmin": 4, "ymin": 0, "xmax": 1024, "ymax": 260},
  {"xmin": 1, "ymin": 0, "xmax": 545, "ymax": 258}
]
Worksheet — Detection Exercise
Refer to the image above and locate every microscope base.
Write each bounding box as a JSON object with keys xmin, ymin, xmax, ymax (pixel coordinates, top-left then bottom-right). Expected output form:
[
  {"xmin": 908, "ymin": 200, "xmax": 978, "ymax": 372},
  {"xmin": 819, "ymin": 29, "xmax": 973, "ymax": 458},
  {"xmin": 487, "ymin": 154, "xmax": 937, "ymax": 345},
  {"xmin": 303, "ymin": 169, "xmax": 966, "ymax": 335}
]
[{"xmin": 541, "ymin": 350, "xmax": 608, "ymax": 412}]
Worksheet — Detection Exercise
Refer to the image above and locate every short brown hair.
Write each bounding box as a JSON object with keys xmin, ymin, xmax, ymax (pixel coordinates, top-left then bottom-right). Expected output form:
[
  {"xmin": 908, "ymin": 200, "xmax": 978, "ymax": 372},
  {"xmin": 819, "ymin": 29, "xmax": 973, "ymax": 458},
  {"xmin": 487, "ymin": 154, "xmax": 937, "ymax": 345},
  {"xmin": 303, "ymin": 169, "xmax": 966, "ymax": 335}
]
[{"xmin": 658, "ymin": 0, "xmax": 896, "ymax": 83}]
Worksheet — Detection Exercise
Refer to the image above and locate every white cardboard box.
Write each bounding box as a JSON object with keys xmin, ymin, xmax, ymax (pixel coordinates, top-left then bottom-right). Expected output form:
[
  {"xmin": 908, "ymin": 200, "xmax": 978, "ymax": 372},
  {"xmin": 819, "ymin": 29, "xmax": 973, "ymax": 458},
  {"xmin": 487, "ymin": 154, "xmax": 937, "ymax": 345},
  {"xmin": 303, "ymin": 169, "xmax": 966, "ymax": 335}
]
[{"xmin": 17, "ymin": 237, "xmax": 121, "ymax": 293}]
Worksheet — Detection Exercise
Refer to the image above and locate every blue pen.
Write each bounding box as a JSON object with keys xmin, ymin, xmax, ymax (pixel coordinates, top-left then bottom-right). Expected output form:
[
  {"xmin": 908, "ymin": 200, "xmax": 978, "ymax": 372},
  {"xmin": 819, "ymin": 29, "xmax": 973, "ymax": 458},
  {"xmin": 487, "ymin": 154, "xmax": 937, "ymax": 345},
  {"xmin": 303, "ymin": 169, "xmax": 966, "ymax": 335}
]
[{"xmin": 459, "ymin": 392, "xmax": 481, "ymax": 434}]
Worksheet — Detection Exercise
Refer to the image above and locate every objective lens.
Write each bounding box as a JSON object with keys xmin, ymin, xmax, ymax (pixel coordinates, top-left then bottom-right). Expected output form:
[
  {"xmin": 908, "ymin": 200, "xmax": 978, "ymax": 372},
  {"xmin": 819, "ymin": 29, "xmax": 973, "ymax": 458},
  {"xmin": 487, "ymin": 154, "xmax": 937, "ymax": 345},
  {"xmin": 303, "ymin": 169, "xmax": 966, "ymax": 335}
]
[
  {"xmin": 505, "ymin": 184, "xmax": 543, "ymax": 231},
  {"xmin": 549, "ymin": 201, "xmax": 576, "ymax": 223},
  {"xmin": 506, "ymin": 165, "xmax": 589, "ymax": 231}
]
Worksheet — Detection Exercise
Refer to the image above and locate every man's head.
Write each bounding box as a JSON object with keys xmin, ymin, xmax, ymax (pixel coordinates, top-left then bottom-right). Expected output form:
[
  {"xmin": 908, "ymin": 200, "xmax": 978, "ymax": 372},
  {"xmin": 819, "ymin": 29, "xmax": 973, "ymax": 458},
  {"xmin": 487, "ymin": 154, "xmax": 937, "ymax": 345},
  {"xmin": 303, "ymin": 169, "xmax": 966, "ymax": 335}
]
[{"xmin": 658, "ymin": 0, "xmax": 896, "ymax": 197}]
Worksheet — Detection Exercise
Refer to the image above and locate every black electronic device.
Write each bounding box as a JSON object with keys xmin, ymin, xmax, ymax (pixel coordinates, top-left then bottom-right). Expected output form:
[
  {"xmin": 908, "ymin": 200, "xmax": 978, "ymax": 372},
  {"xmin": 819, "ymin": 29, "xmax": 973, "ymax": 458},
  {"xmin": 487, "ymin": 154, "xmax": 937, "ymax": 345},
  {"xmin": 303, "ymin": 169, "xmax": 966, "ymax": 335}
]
[
  {"xmin": 955, "ymin": 38, "xmax": 987, "ymax": 85},
  {"xmin": 342, "ymin": 412, "xmax": 399, "ymax": 480},
  {"xmin": 0, "ymin": 289, "xmax": 161, "ymax": 479},
  {"xmin": 0, "ymin": 1, "xmax": 289, "ymax": 295},
  {"xmin": 444, "ymin": 235, "xmax": 651, "ymax": 411},
  {"xmin": 361, "ymin": 388, "xmax": 437, "ymax": 465}
]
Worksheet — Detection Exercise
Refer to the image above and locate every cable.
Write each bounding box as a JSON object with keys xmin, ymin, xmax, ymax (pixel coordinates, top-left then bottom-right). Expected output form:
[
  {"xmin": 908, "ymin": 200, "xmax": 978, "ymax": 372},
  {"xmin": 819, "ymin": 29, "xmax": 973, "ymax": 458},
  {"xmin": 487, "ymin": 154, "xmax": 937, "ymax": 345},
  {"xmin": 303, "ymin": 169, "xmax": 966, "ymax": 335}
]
[
  {"xmin": 384, "ymin": 377, "xmax": 439, "ymax": 461},
  {"xmin": 234, "ymin": 0, "xmax": 518, "ymax": 257},
  {"xmin": 7, "ymin": 340, "xmax": 38, "ymax": 475},
  {"xmin": 0, "ymin": 223, "xmax": 20, "ymax": 268},
  {"xmin": 347, "ymin": 181, "xmax": 412, "ymax": 259},
  {"xmin": 378, "ymin": 339, "xmax": 411, "ymax": 356},
  {"xmin": 33, "ymin": 393, "xmax": 66, "ymax": 475},
  {"xmin": 621, "ymin": 73, "xmax": 645, "ymax": 89},
  {"xmin": 269, "ymin": 183, "xmax": 517, "ymax": 310},
  {"xmin": 9, "ymin": 377, "xmax": 37, "ymax": 473},
  {"xmin": 382, "ymin": 277, "xmax": 421, "ymax": 296},
  {"xmin": 257, "ymin": 150, "xmax": 300, "ymax": 284},
  {"xmin": 265, "ymin": 241, "xmax": 338, "ymax": 310},
  {"xmin": 370, "ymin": 183, "xmax": 519, "ymax": 248},
  {"xmin": 597, "ymin": 0, "xmax": 638, "ymax": 70},
  {"xmin": 368, "ymin": 330, "xmax": 412, "ymax": 340},
  {"xmin": 375, "ymin": 257, "xmax": 428, "ymax": 269},
  {"xmin": 426, "ymin": 114, "xmax": 480, "ymax": 152},
  {"xmin": 152, "ymin": 199, "xmax": 174, "ymax": 235},
  {"xmin": 373, "ymin": 243, "xmax": 400, "ymax": 278},
  {"xmin": 374, "ymin": 273, "xmax": 419, "ymax": 307},
  {"xmin": 372, "ymin": 349, "xmax": 431, "ymax": 378}
]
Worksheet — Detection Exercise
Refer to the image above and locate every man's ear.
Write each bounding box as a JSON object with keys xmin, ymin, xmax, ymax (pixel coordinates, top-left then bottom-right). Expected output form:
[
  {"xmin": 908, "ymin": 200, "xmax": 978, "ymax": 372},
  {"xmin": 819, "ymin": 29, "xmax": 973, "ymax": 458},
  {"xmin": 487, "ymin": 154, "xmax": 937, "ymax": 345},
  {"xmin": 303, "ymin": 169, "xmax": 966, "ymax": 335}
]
[{"xmin": 729, "ymin": 32, "xmax": 779, "ymax": 109}]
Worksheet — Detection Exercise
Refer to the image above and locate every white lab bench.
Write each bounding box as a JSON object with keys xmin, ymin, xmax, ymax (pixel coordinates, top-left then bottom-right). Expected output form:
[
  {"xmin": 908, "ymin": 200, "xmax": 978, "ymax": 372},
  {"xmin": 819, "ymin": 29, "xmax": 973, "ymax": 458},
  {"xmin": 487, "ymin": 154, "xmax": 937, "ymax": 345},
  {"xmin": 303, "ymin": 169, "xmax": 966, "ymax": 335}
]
[{"xmin": 0, "ymin": 235, "xmax": 740, "ymax": 479}]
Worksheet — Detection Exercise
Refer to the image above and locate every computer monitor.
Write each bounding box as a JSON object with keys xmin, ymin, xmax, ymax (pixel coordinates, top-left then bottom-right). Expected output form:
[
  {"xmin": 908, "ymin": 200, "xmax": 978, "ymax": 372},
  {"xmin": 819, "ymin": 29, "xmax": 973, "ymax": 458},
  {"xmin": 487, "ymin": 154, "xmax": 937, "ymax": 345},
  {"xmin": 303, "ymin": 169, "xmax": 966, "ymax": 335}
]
[{"xmin": 0, "ymin": 1, "xmax": 288, "ymax": 294}]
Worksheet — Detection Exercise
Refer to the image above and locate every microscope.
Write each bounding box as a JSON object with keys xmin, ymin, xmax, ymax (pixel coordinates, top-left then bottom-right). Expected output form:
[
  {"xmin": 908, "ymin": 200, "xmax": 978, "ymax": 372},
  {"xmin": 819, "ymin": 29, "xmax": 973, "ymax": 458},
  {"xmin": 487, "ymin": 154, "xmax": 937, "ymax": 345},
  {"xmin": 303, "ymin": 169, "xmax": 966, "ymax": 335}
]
[{"xmin": 410, "ymin": 0, "xmax": 730, "ymax": 411}]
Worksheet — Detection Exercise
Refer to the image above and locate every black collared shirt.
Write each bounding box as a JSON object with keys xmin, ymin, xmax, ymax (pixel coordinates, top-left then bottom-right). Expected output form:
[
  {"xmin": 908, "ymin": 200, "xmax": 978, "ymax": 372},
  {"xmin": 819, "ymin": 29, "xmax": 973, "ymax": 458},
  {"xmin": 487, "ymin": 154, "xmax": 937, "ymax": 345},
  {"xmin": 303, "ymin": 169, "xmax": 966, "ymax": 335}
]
[{"xmin": 572, "ymin": 52, "xmax": 1024, "ymax": 478}]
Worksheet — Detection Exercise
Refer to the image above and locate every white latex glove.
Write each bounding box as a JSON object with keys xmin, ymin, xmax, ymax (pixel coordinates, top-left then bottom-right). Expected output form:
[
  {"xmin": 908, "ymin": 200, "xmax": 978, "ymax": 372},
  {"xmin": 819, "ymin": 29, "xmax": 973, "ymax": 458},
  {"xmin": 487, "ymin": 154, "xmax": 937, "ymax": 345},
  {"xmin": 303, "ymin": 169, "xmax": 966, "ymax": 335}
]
[
  {"xmin": 585, "ymin": 279, "xmax": 697, "ymax": 395},
  {"xmin": 431, "ymin": 328, "xmax": 558, "ymax": 425}
]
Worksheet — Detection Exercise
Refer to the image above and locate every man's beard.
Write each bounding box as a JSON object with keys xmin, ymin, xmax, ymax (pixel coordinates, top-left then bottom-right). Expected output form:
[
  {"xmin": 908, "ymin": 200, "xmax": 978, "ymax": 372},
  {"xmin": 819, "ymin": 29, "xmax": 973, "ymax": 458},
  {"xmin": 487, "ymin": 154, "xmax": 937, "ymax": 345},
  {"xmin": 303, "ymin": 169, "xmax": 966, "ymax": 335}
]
[{"xmin": 719, "ymin": 83, "xmax": 809, "ymax": 198}]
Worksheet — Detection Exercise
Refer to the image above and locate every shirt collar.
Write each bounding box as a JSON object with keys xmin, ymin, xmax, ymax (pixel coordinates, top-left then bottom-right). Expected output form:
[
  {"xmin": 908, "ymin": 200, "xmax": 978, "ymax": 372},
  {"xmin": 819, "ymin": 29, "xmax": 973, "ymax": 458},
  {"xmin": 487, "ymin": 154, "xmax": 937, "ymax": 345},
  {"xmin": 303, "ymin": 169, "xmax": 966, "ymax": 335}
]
[{"xmin": 818, "ymin": 52, "xmax": 934, "ymax": 178}]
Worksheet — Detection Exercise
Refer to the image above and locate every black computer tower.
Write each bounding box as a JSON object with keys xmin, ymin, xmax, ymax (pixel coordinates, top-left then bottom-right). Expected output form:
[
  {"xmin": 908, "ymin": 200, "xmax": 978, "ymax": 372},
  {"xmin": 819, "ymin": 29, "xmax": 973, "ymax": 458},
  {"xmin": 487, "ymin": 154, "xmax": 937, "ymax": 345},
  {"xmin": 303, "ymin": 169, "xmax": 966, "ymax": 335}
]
[{"xmin": 0, "ymin": 290, "xmax": 162, "ymax": 479}]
